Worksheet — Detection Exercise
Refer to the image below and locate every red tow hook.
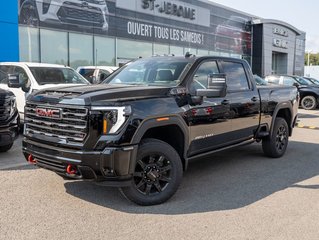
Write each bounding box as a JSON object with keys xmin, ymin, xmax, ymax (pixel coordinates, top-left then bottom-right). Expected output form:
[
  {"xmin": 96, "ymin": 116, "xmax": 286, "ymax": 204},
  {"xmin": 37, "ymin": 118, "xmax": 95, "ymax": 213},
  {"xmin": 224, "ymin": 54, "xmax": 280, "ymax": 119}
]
[
  {"xmin": 66, "ymin": 164, "xmax": 77, "ymax": 175},
  {"xmin": 28, "ymin": 155, "xmax": 37, "ymax": 164}
]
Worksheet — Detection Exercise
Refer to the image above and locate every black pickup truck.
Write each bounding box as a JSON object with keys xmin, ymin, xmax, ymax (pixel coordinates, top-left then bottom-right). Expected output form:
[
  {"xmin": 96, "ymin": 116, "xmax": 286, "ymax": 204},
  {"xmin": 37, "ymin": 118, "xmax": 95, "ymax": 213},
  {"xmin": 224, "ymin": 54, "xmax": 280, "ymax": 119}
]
[
  {"xmin": 0, "ymin": 88, "xmax": 19, "ymax": 152},
  {"xmin": 22, "ymin": 56, "xmax": 299, "ymax": 205}
]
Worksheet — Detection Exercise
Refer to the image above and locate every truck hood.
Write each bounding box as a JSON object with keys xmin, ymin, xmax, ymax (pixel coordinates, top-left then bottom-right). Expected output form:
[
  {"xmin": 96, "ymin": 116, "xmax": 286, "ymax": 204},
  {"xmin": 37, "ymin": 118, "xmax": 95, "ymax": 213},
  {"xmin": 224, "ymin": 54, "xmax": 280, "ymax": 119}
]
[
  {"xmin": 34, "ymin": 83, "xmax": 87, "ymax": 90},
  {"xmin": 28, "ymin": 84, "xmax": 171, "ymax": 106}
]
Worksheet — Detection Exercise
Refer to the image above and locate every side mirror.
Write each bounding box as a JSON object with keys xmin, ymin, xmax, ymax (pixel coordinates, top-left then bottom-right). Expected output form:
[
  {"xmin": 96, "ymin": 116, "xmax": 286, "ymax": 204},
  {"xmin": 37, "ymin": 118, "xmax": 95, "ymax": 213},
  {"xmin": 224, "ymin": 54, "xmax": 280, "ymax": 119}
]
[
  {"xmin": 196, "ymin": 73, "xmax": 227, "ymax": 98},
  {"xmin": 7, "ymin": 74, "xmax": 22, "ymax": 88},
  {"xmin": 293, "ymin": 82, "xmax": 300, "ymax": 87}
]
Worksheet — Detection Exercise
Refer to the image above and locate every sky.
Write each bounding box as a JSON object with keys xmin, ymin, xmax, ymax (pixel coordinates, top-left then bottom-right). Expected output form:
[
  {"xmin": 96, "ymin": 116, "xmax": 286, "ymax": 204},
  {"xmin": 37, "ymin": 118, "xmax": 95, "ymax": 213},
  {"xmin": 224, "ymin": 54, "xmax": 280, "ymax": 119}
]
[{"xmin": 210, "ymin": 0, "xmax": 318, "ymax": 53}]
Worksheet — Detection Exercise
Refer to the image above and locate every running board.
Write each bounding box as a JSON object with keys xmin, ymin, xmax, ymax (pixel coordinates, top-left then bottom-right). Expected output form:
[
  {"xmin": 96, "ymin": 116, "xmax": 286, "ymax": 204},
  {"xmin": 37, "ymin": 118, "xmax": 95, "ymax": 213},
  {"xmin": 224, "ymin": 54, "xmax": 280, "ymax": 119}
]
[{"xmin": 187, "ymin": 138, "xmax": 255, "ymax": 161}]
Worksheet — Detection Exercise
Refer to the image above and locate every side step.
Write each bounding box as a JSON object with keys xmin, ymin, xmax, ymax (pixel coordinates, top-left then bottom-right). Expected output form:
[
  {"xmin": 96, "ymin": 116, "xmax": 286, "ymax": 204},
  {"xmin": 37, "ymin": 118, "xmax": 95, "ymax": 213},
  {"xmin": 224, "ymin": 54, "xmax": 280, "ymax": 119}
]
[
  {"xmin": 187, "ymin": 138, "xmax": 255, "ymax": 161},
  {"xmin": 256, "ymin": 131, "xmax": 269, "ymax": 138}
]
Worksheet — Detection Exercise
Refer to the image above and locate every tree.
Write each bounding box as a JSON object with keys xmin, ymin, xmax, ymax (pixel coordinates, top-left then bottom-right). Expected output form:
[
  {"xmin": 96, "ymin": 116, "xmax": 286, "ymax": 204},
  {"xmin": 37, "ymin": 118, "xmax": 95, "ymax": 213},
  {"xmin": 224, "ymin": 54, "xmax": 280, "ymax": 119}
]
[{"xmin": 304, "ymin": 53, "xmax": 319, "ymax": 66}]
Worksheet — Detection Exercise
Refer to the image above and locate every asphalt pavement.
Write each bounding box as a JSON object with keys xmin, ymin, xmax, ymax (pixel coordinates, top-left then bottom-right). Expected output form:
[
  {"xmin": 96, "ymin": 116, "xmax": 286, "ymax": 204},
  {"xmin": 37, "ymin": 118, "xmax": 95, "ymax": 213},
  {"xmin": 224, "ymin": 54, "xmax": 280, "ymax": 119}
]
[{"xmin": 0, "ymin": 109, "xmax": 318, "ymax": 240}]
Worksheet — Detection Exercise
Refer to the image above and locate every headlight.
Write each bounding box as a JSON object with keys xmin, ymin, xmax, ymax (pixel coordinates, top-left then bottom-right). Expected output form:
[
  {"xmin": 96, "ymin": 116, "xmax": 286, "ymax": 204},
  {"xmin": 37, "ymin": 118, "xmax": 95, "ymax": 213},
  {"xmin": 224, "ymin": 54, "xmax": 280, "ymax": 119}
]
[
  {"xmin": 91, "ymin": 106, "xmax": 131, "ymax": 134},
  {"xmin": 9, "ymin": 97, "xmax": 17, "ymax": 117}
]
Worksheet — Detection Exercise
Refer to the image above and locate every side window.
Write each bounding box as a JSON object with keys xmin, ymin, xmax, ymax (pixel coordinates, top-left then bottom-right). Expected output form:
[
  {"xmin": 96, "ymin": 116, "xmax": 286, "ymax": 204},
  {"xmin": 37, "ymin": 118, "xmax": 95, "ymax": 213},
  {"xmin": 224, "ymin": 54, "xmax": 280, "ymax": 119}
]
[
  {"xmin": 0, "ymin": 65, "xmax": 13, "ymax": 84},
  {"xmin": 283, "ymin": 76, "xmax": 295, "ymax": 86},
  {"xmin": 0, "ymin": 70, "xmax": 6, "ymax": 84},
  {"xmin": 13, "ymin": 66, "xmax": 30, "ymax": 90},
  {"xmin": 222, "ymin": 61, "xmax": 249, "ymax": 91},
  {"xmin": 191, "ymin": 60, "xmax": 219, "ymax": 91},
  {"xmin": 99, "ymin": 69, "xmax": 112, "ymax": 82}
]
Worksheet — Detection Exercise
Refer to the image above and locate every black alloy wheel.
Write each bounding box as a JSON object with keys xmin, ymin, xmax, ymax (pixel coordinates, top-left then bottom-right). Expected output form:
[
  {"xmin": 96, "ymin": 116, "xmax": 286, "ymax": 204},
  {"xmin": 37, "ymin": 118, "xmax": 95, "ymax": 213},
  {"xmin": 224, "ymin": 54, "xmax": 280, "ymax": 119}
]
[
  {"xmin": 275, "ymin": 124, "xmax": 288, "ymax": 152},
  {"xmin": 262, "ymin": 117, "xmax": 289, "ymax": 158},
  {"xmin": 120, "ymin": 138, "xmax": 183, "ymax": 206},
  {"xmin": 134, "ymin": 154, "xmax": 172, "ymax": 196}
]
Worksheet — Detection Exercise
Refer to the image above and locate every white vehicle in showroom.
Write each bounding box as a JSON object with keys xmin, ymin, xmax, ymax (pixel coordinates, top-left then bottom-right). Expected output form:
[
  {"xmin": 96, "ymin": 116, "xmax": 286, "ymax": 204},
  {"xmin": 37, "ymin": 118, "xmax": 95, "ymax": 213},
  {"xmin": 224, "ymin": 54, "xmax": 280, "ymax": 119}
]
[
  {"xmin": 76, "ymin": 66, "xmax": 118, "ymax": 84},
  {"xmin": 0, "ymin": 62, "xmax": 90, "ymax": 122},
  {"xmin": 19, "ymin": 0, "xmax": 109, "ymax": 32}
]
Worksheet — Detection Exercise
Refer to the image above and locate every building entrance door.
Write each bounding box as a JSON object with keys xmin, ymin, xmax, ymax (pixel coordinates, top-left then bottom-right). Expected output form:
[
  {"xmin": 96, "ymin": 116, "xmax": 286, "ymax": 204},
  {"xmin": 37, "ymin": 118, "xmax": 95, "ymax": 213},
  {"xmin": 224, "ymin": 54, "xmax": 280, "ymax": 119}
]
[{"xmin": 272, "ymin": 52, "xmax": 288, "ymax": 74}]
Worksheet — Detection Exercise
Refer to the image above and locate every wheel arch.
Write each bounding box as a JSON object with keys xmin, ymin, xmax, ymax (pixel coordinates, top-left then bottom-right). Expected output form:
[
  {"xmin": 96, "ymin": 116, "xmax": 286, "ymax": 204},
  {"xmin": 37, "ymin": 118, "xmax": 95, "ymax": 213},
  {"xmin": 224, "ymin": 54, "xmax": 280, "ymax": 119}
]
[
  {"xmin": 131, "ymin": 116, "xmax": 189, "ymax": 170},
  {"xmin": 270, "ymin": 103, "xmax": 293, "ymax": 137}
]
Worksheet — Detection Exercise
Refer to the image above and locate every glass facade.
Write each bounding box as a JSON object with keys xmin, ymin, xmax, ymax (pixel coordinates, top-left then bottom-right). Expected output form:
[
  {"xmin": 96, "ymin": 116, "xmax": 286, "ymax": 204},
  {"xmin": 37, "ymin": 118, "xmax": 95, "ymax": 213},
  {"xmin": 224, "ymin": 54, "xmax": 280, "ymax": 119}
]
[
  {"xmin": 19, "ymin": 26, "xmax": 39, "ymax": 62},
  {"xmin": 13, "ymin": 0, "xmax": 304, "ymax": 76},
  {"xmin": 17, "ymin": 0, "xmax": 253, "ymax": 68},
  {"xmin": 69, "ymin": 33, "xmax": 93, "ymax": 69},
  {"xmin": 40, "ymin": 29, "xmax": 67, "ymax": 65}
]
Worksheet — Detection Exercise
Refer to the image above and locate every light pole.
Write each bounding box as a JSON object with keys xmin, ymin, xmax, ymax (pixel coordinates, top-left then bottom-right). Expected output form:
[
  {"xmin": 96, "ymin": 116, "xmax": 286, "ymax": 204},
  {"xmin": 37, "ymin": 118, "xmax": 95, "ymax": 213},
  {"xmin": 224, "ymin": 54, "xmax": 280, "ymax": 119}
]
[
  {"xmin": 306, "ymin": 50, "xmax": 312, "ymax": 77},
  {"xmin": 307, "ymin": 51, "xmax": 312, "ymax": 67}
]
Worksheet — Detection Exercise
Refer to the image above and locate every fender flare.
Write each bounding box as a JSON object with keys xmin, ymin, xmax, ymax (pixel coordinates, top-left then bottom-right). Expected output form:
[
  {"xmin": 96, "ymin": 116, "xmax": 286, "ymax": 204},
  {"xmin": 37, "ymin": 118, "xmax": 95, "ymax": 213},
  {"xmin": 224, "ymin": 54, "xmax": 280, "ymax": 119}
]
[
  {"xmin": 269, "ymin": 101, "xmax": 293, "ymax": 138},
  {"xmin": 130, "ymin": 115, "xmax": 190, "ymax": 169}
]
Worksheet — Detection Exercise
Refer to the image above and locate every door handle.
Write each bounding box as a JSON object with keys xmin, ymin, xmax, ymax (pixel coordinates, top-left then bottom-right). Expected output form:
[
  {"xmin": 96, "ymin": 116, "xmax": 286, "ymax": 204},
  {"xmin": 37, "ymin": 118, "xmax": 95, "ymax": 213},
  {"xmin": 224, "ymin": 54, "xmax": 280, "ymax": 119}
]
[
  {"xmin": 251, "ymin": 96, "xmax": 258, "ymax": 102},
  {"xmin": 221, "ymin": 99, "xmax": 230, "ymax": 105}
]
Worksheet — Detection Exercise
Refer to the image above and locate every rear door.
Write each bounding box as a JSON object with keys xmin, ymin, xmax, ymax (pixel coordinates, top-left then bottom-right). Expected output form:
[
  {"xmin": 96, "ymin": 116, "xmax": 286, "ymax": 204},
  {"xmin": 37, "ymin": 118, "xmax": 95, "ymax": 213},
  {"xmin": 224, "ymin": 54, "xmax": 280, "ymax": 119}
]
[{"xmin": 220, "ymin": 60, "xmax": 260, "ymax": 141}]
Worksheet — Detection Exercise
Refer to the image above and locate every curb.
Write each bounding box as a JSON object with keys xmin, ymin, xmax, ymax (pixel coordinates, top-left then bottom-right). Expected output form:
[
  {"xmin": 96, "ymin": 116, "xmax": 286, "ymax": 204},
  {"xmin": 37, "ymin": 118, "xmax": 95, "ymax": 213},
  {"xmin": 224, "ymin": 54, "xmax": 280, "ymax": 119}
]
[{"xmin": 295, "ymin": 123, "xmax": 319, "ymax": 130}]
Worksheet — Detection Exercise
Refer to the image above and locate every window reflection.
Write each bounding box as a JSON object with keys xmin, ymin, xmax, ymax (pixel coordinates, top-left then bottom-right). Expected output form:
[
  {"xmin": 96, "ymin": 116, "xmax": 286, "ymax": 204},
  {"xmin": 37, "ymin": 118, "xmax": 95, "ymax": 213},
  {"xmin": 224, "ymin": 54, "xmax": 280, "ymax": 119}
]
[
  {"xmin": 40, "ymin": 29, "xmax": 67, "ymax": 65},
  {"xmin": 69, "ymin": 33, "xmax": 93, "ymax": 69},
  {"xmin": 94, "ymin": 36, "xmax": 115, "ymax": 66},
  {"xmin": 19, "ymin": 26, "xmax": 40, "ymax": 62}
]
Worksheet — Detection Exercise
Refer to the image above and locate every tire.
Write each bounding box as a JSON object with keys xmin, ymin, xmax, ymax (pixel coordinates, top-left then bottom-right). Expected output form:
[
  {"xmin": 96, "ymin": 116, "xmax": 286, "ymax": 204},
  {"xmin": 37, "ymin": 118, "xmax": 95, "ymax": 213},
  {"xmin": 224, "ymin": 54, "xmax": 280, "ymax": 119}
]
[
  {"xmin": 0, "ymin": 143, "xmax": 14, "ymax": 153},
  {"xmin": 120, "ymin": 138, "xmax": 183, "ymax": 206},
  {"xmin": 262, "ymin": 117, "xmax": 289, "ymax": 158},
  {"xmin": 20, "ymin": 3, "xmax": 39, "ymax": 26},
  {"xmin": 301, "ymin": 96, "xmax": 317, "ymax": 110}
]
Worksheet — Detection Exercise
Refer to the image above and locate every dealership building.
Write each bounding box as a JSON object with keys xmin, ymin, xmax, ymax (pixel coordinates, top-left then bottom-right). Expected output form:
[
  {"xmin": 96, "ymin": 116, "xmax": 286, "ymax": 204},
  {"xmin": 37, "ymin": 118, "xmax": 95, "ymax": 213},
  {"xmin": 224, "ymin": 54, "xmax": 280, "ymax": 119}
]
[{"xmin": 0, "ymin": 0, "xmax": 305, "ymax": 76}]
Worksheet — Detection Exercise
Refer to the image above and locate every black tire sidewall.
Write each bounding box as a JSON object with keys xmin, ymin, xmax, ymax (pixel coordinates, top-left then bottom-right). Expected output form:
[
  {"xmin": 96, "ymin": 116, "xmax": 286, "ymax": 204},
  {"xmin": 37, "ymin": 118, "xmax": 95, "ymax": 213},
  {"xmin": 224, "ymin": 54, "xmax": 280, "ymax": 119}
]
[
  {"xmin": 120, "ymin": 138, "xmax": 183, "ymax": 206},
  {"xmin": 262, "ymin": 117, "xmax": 289, "ymax": 158},
  {"xmin": 0, "ymin": 143, "xmax": 14, "ymax": 153}
]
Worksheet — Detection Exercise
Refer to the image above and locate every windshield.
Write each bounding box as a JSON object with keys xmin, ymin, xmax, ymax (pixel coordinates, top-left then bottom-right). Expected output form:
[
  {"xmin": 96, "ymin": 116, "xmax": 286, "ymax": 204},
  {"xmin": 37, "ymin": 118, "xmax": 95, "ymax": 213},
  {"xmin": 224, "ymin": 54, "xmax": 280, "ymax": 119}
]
[
  {"xmin": 295, "ymin": 77, "xmax": 311, "ymax": 85},
  {"xmin": 30, "ymin": 67, "xmax": 89, "ymax": 85},
  {"xmin": 104, "ymin": 58, "xmax": 191, "ymax": 87}
]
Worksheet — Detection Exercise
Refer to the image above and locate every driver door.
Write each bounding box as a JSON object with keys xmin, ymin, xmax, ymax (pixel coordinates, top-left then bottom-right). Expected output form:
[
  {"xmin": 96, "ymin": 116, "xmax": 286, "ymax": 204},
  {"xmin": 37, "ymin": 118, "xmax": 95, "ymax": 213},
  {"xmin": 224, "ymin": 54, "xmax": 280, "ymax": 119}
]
[{"xmin": 187, "ymin": 60, "xmax": 232, "ymax": 157}]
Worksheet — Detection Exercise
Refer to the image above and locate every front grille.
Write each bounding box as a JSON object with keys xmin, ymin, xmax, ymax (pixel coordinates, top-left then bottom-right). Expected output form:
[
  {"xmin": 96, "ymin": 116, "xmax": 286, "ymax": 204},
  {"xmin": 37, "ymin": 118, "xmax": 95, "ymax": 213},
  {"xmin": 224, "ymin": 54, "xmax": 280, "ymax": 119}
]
[
  {"xmin": 0, "ymin": 96, "xmax": 11, "ymax": 123},
  {"xmin": 25, "ymin": 103, "xmax": 88, "ymax": 144},
  {"xmin": 57, "ymin": 2, "xmax": 104, "ymax": 27}
]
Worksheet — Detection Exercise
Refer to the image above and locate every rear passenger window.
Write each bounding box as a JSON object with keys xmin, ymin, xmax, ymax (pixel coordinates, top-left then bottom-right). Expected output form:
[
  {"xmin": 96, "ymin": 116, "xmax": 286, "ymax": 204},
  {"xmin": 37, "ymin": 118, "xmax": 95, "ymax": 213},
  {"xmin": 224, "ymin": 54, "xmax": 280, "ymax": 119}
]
[{"xmin": 222, "ymin": 61, "xmax": 249, "ymax": 91}]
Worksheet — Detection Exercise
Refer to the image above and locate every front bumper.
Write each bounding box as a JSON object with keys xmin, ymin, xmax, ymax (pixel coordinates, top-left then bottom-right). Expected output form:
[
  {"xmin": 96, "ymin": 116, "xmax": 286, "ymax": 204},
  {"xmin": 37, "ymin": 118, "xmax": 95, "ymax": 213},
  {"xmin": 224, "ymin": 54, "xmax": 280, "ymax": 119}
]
[
  {"xmin": 22, "ymin": 138, "xmax": 138, "ymax": 187},
  {"xmin": 0, "ymin": 114, "xmax": 19, "ymax": 146}
]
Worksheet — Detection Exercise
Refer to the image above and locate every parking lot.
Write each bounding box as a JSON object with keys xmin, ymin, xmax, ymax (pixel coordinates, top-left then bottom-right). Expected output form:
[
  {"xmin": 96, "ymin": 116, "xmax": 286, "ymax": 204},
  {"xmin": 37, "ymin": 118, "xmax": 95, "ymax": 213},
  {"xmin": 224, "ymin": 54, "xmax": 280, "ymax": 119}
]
[{"xmin": 0, "ymin": 109, "xmax": 319, "ymax": 240}]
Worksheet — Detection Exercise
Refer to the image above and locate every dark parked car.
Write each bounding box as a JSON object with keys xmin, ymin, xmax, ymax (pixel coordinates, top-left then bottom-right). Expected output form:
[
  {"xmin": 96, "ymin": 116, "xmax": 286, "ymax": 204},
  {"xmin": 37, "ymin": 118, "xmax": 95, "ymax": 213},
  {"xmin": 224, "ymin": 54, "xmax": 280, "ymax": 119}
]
[
  {"xmin": 0, "ymin": 88, "xmax": 19, "ymax": 152},
  {"xmin": 265, "ymin": 75, "xmax": 319, "ymax": 110},
  {"xmin": 304, "ymin": 77, "xmax": 319, "ymax": 85}
]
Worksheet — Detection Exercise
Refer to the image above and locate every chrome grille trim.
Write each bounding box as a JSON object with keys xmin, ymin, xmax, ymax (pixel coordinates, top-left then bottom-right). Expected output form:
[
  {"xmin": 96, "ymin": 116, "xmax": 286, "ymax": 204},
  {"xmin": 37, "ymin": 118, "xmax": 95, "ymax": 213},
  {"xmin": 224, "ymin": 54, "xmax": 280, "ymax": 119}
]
[{"xmin": 25, "ymin": 103, "xmax": 88, "ymax": 143}]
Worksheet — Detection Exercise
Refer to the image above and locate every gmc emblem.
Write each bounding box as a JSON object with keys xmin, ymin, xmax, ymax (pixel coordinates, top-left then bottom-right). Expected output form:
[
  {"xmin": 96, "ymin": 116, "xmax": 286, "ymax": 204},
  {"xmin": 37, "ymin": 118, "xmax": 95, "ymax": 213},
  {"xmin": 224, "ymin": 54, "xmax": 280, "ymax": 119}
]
[{"xmin": 35, "ymin": 107, "xmax": 61, "ymax": 119}]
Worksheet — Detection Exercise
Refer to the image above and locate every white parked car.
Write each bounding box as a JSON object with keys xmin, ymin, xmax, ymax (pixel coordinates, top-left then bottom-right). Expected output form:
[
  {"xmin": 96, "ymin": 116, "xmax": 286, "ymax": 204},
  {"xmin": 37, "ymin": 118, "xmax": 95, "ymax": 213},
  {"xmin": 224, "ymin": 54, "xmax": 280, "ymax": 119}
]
[
  {"xmin": 0, "ymin": 62, "xmax": 90, "ymax": 121},
  {"xmin": 19, "ymin": 0, "xmax": 109, "ymax": 31},
  {"xmin": 76, "ymin": 66, "xmax": 118, "ymax": 84}
]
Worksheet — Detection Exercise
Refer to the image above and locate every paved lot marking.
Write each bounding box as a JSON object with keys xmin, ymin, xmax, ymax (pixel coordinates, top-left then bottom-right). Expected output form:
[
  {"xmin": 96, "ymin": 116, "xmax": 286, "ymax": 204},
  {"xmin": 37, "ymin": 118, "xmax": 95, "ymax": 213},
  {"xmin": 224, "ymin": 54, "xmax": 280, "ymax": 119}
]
[{"xmin": 296, "ymin": 123, "xmax": 319, "ymax": 130}]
